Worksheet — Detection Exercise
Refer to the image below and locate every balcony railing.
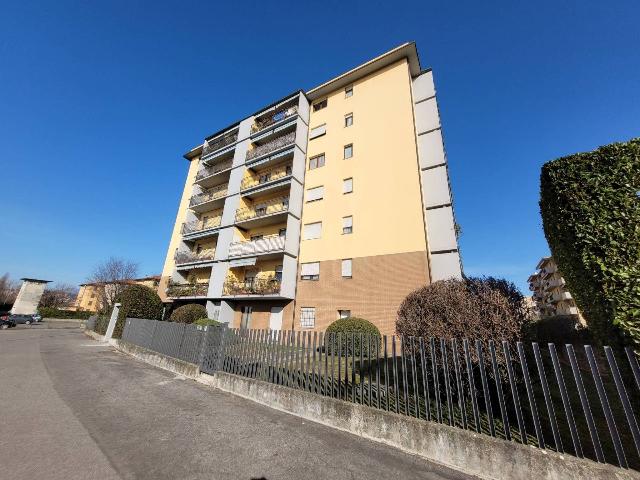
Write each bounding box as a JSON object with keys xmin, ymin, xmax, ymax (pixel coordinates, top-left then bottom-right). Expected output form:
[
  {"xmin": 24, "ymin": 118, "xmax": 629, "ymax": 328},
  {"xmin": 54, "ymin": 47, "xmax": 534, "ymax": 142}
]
[
  {"xmin": 228, "ymin": 235, "xmax": 285, "ymax": 258},
  {"xmin": 175, "ymin": 250, "xmax": 216, "ymax": 265},
  {"xmin": 195, "ymin": 159, "xmax": 233, "ymax": 181},
  {"xmin": 223, "ymin": 278, "xmax": 281, "ymax": 296},
  {"xmin": 166, "ymin": 282, "xmax": 209, "ymax": 298},
  {"xmin": 202, "ymin": 131, "xmax": 238, "ymax": 157},
  {"xmin": 235, "ymin": 197, "xmax": 289, "ymax": 222},
  {"xmin": 240, "ymin": 163, "xmax": 292, "ymax": 191},
  {"xmin": 182, "ymin": 216, "xmax": 222, "ymax": 235},
  {"xmin": 251, "ymin": 105, "xmax": 298, "ymax": 134},
  {"xmin": 246, "ymin": 131, "xmax": 295, "ymax": 161},
  {"xmin": 189, "ymin": 184, "xmax": 228, "ymax": 207}
]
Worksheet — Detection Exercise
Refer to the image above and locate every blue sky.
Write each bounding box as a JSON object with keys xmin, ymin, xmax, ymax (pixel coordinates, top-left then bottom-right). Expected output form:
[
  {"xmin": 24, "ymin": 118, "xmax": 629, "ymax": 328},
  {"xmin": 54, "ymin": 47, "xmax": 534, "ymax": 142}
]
[{"xmin": 1, "ymin": 0, "xmax": 638, "ymax": 292}]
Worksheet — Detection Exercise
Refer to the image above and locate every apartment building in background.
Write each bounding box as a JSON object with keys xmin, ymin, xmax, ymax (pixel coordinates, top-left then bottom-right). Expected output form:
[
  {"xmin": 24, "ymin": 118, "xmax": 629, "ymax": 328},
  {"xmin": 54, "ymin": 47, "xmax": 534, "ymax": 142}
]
[
  {"xmin": 528, "ymin": 257, "xmax": 584, "ymax": 323},
  {"xmin": 160, "ymin": 43, "xmax": 462, "ymax": 335},
  {"xmin": 75, "ymin": 275, "xmax": 161, "ymax": 312}
]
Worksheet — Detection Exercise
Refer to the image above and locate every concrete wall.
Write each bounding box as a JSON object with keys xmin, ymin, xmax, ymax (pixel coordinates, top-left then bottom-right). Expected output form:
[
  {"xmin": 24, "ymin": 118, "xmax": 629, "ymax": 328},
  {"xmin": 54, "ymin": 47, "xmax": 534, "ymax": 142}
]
[{"xmin": 11, "ymin": 280, "xmax": 48, "ymax": 315}]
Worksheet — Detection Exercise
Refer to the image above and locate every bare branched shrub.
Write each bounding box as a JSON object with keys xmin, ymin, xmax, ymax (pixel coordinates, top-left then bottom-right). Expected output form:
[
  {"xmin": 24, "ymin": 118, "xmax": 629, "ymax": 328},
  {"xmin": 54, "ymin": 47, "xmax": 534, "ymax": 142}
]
[
  {"xmin": 39, "ymin": 283, "xmax": 78, "ymax": 309},
  {"xmin": 396, "ymin": 277, "xmax": 532, "ymax": 370},
  {"xmin": 0, "ymin": 273, "xmax": 20, "ymax": 306}
]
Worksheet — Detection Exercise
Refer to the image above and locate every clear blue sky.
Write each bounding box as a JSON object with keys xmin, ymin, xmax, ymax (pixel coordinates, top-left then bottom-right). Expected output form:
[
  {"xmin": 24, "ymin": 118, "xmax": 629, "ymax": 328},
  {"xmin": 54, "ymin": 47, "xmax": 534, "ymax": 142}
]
[{"xmin": 1, "ymin": 0, "xmax": 638, "ymax": 292}]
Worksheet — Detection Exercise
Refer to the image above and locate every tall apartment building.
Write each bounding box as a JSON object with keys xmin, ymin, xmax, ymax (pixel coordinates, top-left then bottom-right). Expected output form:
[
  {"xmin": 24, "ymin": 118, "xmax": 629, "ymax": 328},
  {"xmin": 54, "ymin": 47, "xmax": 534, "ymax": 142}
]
[
  {"xmin": 160, "ymin": 43, "xmax": 462, "ymax": 335},
  {"xmin": 528, "ymin": 257, "xmax": 584, "ymax": 323}
]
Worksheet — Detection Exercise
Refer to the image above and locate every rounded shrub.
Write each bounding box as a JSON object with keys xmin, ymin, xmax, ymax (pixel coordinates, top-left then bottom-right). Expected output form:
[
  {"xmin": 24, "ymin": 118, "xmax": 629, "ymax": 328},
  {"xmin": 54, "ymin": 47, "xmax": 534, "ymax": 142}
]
[
  {"xmin": 396, "ymin": 277, "xmax": 531, "ymax": 369},
  {"xmin": 170, "ymin": 304, "xmax": 207, "ymax": 324},
  {"xmin": 113, "ymin": 284, "xmax": 163, "ymax": 338},
  {"xmin": 326, "ymin": 317, "xmax": 381, "ymax": 357}
]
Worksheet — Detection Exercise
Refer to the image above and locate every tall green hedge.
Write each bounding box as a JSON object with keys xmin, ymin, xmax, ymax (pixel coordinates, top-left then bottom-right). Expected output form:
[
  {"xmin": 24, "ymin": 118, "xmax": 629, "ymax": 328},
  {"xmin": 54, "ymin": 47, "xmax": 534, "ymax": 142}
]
[
  {"xmin": 113, "ymin": 284, "xmax": 164, "ymax": 338},
  {"xmin": 540, "ymin": 138, "xmax": 640, "ymax": 347}
]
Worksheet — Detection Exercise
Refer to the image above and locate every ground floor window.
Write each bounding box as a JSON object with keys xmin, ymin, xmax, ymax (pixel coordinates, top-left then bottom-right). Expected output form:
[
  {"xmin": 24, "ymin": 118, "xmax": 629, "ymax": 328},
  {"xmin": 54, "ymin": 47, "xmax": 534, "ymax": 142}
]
[
  {"xmin": 300, "ymin": 307, "xmax": 315, "ymax": 328},
  {"xmin": 338, "ymin": 309, "xmax": 351, "ymax": 319}
]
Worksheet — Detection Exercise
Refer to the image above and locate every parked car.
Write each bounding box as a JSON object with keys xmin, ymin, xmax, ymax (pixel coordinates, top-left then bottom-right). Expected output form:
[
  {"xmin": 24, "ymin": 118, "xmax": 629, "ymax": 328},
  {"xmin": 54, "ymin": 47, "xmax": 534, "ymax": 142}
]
[
  {"xmin": 9, "ymin": 314, "xmax": 41, "ymax": 325},
  {"xmin": 0, "ymin": 318, "xmax": 16, "ymax": 329}
]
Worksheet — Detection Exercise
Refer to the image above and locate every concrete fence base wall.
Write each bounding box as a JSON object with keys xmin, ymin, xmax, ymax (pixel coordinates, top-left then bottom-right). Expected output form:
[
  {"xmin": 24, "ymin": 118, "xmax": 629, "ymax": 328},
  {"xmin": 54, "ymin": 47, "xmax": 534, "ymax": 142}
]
[{"xmin": 87, "ymin": 330, "xmax": 640, "ymax": 480}]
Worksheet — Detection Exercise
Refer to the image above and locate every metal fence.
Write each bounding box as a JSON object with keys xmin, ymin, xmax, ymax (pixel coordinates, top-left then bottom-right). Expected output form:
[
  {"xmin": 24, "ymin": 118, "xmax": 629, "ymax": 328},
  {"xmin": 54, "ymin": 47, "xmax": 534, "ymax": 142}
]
[
  {"xmin": 122, "ymin": 318, "xmax": 208, "ymax": 365},
  {"xmin": 118, "ymin": 319, "xmax": 640, "ymax": 471}
]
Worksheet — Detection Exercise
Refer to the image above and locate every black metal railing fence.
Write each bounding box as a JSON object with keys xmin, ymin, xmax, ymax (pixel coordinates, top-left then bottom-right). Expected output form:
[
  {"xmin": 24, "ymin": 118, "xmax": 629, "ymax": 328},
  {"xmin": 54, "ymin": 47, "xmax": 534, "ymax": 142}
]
[{"xmin": 108, "ymin": 318, "xmax": 640, "ymax": 471}]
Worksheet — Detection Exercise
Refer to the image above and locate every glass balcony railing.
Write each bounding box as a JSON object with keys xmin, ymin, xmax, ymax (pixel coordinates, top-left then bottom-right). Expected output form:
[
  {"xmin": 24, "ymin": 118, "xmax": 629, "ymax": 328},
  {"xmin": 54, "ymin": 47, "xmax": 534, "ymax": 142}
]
[
  {"xmin": 223, "ymin": 278, "xmax": 281, "ymax": 296},
  {"xmin": 251, "ymin": 105, "xmax": 298, "ymax": 134},
  {"xmin": 235, "ymin": 197, "xmax": 289, "ymax": 222},
  {"xmin": 182, "ymin": 217, "xmax": 222, "ymax": 235},
  {"xmin": 175, "ymin": 250, "xmax": 216, "ymax": 265},
  {"xmin": 228, "ymin": 235, "xmax": 285, "ymax": 258},
  {"xmin": 202, "ymin": 131, "xmax": 238, "ymax": 157},
  {"xmin": 246, "ymin": 132, "xmax": 295, "ymax": 161},
  {"xmin": 189, "ymin": 184, "xmax": 228, "ymax": 207},
  {"xmin": 240, "ymin": 163, "xmax": 292, "ymax": 191},
  {"xmin": 166, "ymin": 282, "xmax": 209, "ymax": 298}
]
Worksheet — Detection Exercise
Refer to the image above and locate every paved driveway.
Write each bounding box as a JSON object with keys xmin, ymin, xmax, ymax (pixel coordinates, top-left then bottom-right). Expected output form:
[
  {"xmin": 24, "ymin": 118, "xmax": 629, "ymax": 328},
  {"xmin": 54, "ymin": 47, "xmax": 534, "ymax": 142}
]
[{"xmin": 0, "ymin": 324, "xmax": 473, "ymax": 480}]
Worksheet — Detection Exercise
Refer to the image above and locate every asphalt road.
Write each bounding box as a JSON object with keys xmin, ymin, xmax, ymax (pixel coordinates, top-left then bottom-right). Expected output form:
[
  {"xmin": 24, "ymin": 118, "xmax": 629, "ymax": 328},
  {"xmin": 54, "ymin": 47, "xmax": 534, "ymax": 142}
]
[{"xmin": 0, "ymin": 323, "xmax": 473, "ymax": 480}]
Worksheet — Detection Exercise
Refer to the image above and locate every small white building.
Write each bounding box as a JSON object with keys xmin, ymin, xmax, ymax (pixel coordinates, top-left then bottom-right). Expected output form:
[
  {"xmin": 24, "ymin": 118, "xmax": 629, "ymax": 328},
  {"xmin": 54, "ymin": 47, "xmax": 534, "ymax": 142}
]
[{"xmin": 11, "ymin": 278, "xmax": 51, "ymax": 315}]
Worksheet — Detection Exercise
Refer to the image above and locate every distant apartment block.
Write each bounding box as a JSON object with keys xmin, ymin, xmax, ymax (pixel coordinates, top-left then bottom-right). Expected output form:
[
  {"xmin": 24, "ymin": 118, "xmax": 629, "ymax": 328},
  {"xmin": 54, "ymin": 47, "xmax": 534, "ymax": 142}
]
[
  {"xmin": 160, "ymin": 43, "xmax": 462, "ymax": 335},
  {"xmin": 528, "ymin": 257, "xmax": 584, "ymax": 322},
  {"xmin": 75, "ymin": 275, "xmax": 161, "ymax": 312}
]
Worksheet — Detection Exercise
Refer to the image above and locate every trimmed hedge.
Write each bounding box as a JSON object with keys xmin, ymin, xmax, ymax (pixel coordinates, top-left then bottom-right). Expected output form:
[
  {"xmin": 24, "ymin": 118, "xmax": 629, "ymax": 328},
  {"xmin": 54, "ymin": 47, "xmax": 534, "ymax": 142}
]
[
  {"xmin": 326, "ymin": 317, "xmax": 381, "ymax": 357},
  {"xmin": 170, "ymin": 304, "xmax": 207, "ymax": 324},
  {"xmin": 94, "ymin": 315, "xmax": 110, "ymax": 335},
  {"xmin": 38, "ymin": 307, "xmax": 93, "ymax": 319},
  {"xmin": 113, "ymin": 285, "xmax": 163, "ymax": 338},
  {"xmin": 194, "ymin": 318, "xmax": 221, "ymax": 327},
  {"xmin": 540, "ymin": 138, "xmax": 640, "ymax": 347}
]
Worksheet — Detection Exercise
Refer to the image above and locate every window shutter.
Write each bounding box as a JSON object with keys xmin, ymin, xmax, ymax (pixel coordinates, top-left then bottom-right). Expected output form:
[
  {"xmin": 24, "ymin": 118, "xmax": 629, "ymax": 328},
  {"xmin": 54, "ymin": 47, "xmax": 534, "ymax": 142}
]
[
  {"xmin": 306, "ymin": 186, "xmax": 324, "ymax": 202},
  {"xmin": 301, "ymin": 262, "xmax": 320, "ymax": 276},
  {"xmin": 309, "ymin": 124, "xmax": 326, "ymax": 139},
  {"xmin": 341, "ymin": 259, "xmax": 352, "ymax": 277},
  {"xmin": 303, "ymin": 222, "xmax": 322, "ymax": 240}
]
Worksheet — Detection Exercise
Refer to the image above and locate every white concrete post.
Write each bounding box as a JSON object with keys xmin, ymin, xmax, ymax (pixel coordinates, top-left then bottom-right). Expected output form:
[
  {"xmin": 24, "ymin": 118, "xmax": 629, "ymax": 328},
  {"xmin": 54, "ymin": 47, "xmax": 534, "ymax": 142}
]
[{"xmin": 105, "ymin": 303, "xmax": 121, "ymax": 340}]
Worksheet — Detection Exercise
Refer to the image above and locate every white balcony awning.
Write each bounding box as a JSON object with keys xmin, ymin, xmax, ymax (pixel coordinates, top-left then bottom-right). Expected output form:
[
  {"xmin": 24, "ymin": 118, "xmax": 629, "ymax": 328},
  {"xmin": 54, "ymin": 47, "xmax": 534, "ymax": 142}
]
[{"xmin": 230, "ymin": 257, "xmax": 257, "ymax": 267}]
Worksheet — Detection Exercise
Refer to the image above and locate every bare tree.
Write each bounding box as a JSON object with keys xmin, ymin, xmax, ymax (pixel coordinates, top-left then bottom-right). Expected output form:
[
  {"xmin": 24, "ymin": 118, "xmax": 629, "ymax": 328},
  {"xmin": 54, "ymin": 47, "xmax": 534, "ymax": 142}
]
[
  {"xmin": 0, "ymin": 273, "xmax": 20, "ymax": 306},
  {"xmin": 39, "ymin": 283, "xmax": 78, "ymax": 309},
  {"xmin": 87, "ymin": 257, "xmax": 139, "ymax": 312}
]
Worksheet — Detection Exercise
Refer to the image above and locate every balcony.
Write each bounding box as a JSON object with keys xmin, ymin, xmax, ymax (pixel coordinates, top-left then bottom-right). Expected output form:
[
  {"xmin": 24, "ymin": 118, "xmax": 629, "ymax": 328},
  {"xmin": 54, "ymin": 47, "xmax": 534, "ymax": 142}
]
[
  {"xmin": 547, "ymin": 277, "xmax": 566, "ymax": 289},
  {"xmin": 235, "ymin": 197, "xmax": 289, "ymax": 226},
  {"xmin": 246, "ymin": 131, "xmax": 295, "ymax": 162},
  {"xmin": 166, "ymin": 282, "xmax": 209, "ymax": 298},
  {"xmin": 251, "ymin": 105, "xmax": 298, "ymax": 134},
  {"xmin": 175, "ymin": 249, "xmax": 216, "ymax": 267},
  {"xmin": 551, "ymin": 290, "xmax": 572, "ymax": 303},
  {"xmin": 202, "ymin": 131, "xmax": 238, "ymax": 159},
  {"xmin": 223, "ymin": 278, "xmax": 281, "ymax": 297},
  {"xmin": 228, "ymin": 235, "xmax": 285, "ymax": 259},
  {"xmin": 240, "ymin": 163, "xmax": 292, "ymax": 196},
  {"xmin": 195, "ymin": 159, "xmax": 233, "ymax": 186},
  {"xmin": 182, "ymin": 216, "xmax": 222, "ymax": 239},
  {"xmin": 189, "ymin": 184, "xmax": 228, "ymax": 211}
]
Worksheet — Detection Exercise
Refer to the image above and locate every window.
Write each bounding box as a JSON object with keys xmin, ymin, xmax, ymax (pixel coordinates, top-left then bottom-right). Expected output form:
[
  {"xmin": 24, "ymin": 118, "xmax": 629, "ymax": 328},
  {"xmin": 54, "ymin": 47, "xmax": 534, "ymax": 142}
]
[
  {"xmin": 275, "ymin": 265, "xmax": 283, "ymax": 282},
  {"xmin": 309, "ymin": 154, "xmax": 325, "ymax": 170},
  {"xmin": 342, "ymin": 216, "xmax": 353, "ymax": 234},
  {"xmin": 196, "ymin": 244, "xmax": 203, "ymax": 253},
  {"xmin": 255, "ymin": 205, "xmax": 267, "ymax": 216},
  {"xmin": 282, "ymin": 198, "xmax": 289, "ymax": 209},
  {"xmin": 278, "ymin": 228, "xmax": 287, "ymax": 237},
  {"xmin": 345, "ymin": 86, "xmax": 353, "ymax": 98},
  {"xmin": 313, "ymin": 99, "xmax": 327, "ymax": 111},
  {"xmin": 306, "ymin": 185, "xmax": 324, "ymax": 202},
  {"xmin": 338, "ymin": 309, "xmax": 351, "ymax": 319},
  {"xmin": 341, "ymin": 259, "xmax": 352, "ymax": 278},
  {"xmin": 250, "ymin": 234, "xmax": 263, "ymax": 241},
  {"xmin": 300, "ymin": 262, "xmax": 320, "ymax": 280},
  {"xmin": 300, "ymin": 307, "xmax": 316, "ymax": 328},
  {"xmin": 344, "ymin": 144, "xmax": 353, "ymax": 159},
  {"xmin": 345, "ymin": 113, "xmax": 353, "ymax": 127},
  {"xmin": 88, "ymin": 301, "xmax": 93, "ymax": 307},
  {"xmin": 309, "ymin": 124, "xmax": 326, "ymax": 139},
  {"xmin": 303, "ymin": 222, "xmax": 322, "ymax": 240},
  {"xmin": 343, "ymin": 177, "xmax": 353, "ymax": 194}
]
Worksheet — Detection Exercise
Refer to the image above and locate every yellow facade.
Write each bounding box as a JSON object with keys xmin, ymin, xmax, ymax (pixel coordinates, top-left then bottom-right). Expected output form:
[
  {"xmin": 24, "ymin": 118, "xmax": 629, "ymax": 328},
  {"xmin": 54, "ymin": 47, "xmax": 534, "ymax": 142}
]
[{"xmin": 299, "ymin": 59, "xmax": 427, "ymax": 263}]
